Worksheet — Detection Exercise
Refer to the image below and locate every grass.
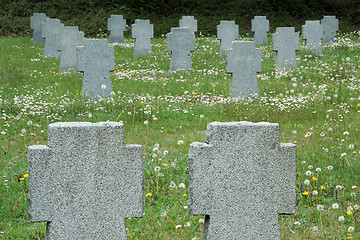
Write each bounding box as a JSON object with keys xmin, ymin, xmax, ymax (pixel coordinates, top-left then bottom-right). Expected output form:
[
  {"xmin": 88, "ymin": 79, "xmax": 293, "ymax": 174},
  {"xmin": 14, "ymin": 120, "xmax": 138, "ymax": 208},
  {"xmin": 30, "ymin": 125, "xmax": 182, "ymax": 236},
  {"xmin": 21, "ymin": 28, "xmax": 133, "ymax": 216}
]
[{"xmin": 0, "ymin": 31, "xmax": 360, "ymax": 239}]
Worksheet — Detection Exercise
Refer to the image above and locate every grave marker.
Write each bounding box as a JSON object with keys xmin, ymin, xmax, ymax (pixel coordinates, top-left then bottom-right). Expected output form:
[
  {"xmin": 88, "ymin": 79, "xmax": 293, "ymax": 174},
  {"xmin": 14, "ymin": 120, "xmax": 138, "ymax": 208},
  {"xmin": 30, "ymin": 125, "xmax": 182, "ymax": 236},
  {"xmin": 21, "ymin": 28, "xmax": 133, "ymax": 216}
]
[
  {"xmin": 108, "ymin": 15, "xmax": 126, "ymax": 44},
  {"xmin": 28, "ymin": 121, "xmax": 144, "ymax": 239},
  {"xmin": 57, "ymin": 26, "xmax": 85, "ymax": 71},
  {"xmin": 226, "ymin": 41, "xmax": 261, "ymax": 98},
  {"xmin": 217, "ymin": 21, "xmax": 239, "ymax": 56},
  {"xmin": 251, "ymin": 16, "xmax": 269, "ymax": 45},
  {"xmin": 131, "ymin": 19, "xmax": 154, "ymax": 58},
  {"xmin": 167, "ymin": 27, "xmax": 195, "ymax": 71},
  {"xmin": 321, "ymin": 16, "xmax": 339, "ymax": 43},
  {"xmin": 42, "ymin": 18, "xmax": 64, "ymax": 58},
  {"xmin": 77, "ymin": 39, "xmax": 115, "ymax": 99},
  {"xmin": 179, "ymin": 16, "xmax": 198, "ymax": 35},
  {"xmin": 30, "ymin": 13, "xmax": 48, "ymax": 44},
  {"xmin": 302, "ymin": 20, "xmax": 323, "ymax": 55},
  {"xmin": 272, "ymin": 27, "xmax": 299, "ymax": 69},
  {"xmin": 188, "ymin": 121, "xmax": 297, "ymax": 239}
]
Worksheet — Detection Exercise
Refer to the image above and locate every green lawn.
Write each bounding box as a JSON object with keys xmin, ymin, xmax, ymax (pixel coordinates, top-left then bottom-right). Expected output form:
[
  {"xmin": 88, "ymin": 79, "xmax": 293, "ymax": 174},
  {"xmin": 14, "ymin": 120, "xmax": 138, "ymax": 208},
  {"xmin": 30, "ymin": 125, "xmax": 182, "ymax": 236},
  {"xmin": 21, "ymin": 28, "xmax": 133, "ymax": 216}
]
[{"xmin": 0, "ymin": 33, "xmax": 359, "ymax": 239}]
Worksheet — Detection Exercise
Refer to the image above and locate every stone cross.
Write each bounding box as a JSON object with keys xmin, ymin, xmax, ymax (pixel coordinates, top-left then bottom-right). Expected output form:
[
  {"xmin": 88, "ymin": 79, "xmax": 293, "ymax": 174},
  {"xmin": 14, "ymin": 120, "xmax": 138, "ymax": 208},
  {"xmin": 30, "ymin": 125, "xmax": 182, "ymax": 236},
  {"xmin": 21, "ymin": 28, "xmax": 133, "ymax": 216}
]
[
  {"xmin": 131, "ymin": 19, "xmax": 154, "ymax": 58},
  {"xmin": 30, "ymin": 13, "xmax": 48, "ymax": 44},
  {"xmin": 302, "ymin": 20, "xmax": 323, "ymax": 55},
  {"xmin": 188, "ymin": 121, "xmax": 297, "ymax": 239},
  {"xmin": 226, "ymin": 41, "xmax": 261, "ymax": 98},
  {"xmin": 77, "ymin": 39, "xmax": 115, "ymax": 99},
  {"xmin": 42, "ymin": 18, "xmax": 64, "ymax": 58},
  {"xmin": 28, "ymin": 121, "xmax": 144, "ymax": 239},
  {"xmin": 217, "ymin": 21, "xmax": 239, "ymax": 56},
  {"xmin": 179, "ymin": 16, "xmax": 198, "ymax": 35},
  {"xmin": 167, "ymin": 27, "xmax": 195, "ymax": 71},
  {"xmin": 108, "ymin": 15, "xmax": 126, "ymax": 44},
  {"xmin": 272, "ymin": 27, "xmax": 299, "ymax": 69},
  {"xmin": 251, "ymin": 16, "xmax": 270, "ymax": 45},
  {"xmin": 56, "ymin": 26, "xmax": 85, "ymax": 72},
  {"xmin": 321, "ymin": 16, "xmax": 339, "ymax": 43}
]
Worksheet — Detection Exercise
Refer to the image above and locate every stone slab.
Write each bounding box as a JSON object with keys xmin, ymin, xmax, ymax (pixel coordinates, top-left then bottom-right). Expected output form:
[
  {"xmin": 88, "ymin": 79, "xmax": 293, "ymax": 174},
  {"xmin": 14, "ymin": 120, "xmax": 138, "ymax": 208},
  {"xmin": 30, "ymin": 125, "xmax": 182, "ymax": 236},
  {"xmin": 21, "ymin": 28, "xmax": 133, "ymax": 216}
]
[
  {"xmin": 226, "ymin": 41, "xmax": 261, "ymax": 98},
  {"xmin": 251, "ymin": 16, "xmax": 269, "ymax": 45},
  {"xmin": 272, "ymin": 27, "xmax": 299, "ymax": 69},
  {"xmin": 167, "ymin": 27, "xmax": 195, "ymax": 71},
  {"xmin": 188, "ymin": 121, "xmax": 297, "ymax": 239},
  {"xmin": 131, "ymin": 19, "xmax": 154, "ymax": 58},
  {"xmin": 42, "ymin": 18, "xmax": 64, "ymax": 58},
  {"xmin": 108, "ymin": 15, "xmax": 126, "ymax": 44},
  {"xmin": 57, "ymin": 26, "xmax": 85, "ymax": 71},
  {"xmin": 321, "ymin": 16, "xmax": 339, "ymax": 43},
  {"xmin": 302, "ymin": 20, "xmax": 323, "ymax": 55},
  {"xmin": 30, "ymin": 13, "xmax": 48, "ymax": 44},
  {"xmin": 28, "ymin": 121, "xmax": 144, "ymax": 239},
  {"xmin": 77, "ymin": 39, "xmax": 115, "ymax": 99},
  {"xmin": 217, "ymin": 21, "xmax": 239, "ymax": 56}
]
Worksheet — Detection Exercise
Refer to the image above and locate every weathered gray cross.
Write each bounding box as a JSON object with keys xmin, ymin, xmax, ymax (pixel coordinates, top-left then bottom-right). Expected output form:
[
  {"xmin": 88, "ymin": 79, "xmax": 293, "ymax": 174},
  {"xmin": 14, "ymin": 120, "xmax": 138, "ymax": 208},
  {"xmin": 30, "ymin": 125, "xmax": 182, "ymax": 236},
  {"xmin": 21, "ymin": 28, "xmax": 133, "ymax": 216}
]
[
  {"xmin": 226, "ymin": 41, "xmax": 261, "ymax": 98},
  {"xmin": 30, "ymin": 13, "xmax": 48, "ymax": 44},
  {"xmin": 179, "ymin": 16, "xmax": 198, "ymax": 35},
  {"xmin": 28, "ymin": 122, "xmax": 144, "ymax": 239},
  {"xmin": 272, "ymin": 27, "xmax": 299, "ymax": 69},
  {"xmin": 57, "ymin": 26, "xmax": 85, "ymax": 71},
  {"xmin": 321, "ymin": 16, "xmax": 339, "ymax": 43},
  {"xmin": 167, "ymin": 27, "xmax": 195, "ymax": 71},
  {"xmin": 131, "ymin": 19, "xmax": 154, "ymax": 58},
  {"xmin": 42, "ymin": 18, "xmax": 64, "ymax": 58},
  {"xmin": 251, "ymin": 16, "xmax": 269, "ymax": 45},
  {"xmin": 217, "ymin": 21, "xmax": 239, "ymax": 56},
  {"xmin": 302, "ymin": 20, "xmax": 323, "ymax": 55},
  {"xmin": 108, "ymin": 15, "xmax": 126, "ymax": 44},
  {"xmin": 188, "ymin": 121, "xmax": 297, "ymax": 239},
  {"xmin": 77, "ymin": 39, "xmax": 115, "ymax": 99}
]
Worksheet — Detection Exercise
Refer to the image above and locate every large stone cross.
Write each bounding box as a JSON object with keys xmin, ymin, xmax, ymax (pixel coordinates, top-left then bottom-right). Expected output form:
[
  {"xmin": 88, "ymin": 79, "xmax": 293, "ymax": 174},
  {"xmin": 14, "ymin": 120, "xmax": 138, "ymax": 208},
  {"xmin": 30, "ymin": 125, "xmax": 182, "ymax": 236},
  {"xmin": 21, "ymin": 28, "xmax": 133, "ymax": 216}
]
[
  {"xmin": 42, "ymin": 18, "xmax": 64, "ymax": 58},
  {"xmin": 272, "ymin": 27, "xmax": 299, "ymax": 69},
  {"xmin": 302, "ymin": 20, "xmax": 323, "ymax": 55},
  {"xmin": 30, "ymin": 13, "xmax": 48, "ymax": 44},
  {"xmin": 251, "ymin": 16, "xmax": 269, "ymax": 45},
  {"xmin": 217, "ymin": 21, "xmax": 239, "ymax": 56},
  {"xmin": 108, "ymin": 15, "xmax": 126, "ymax": 44},
  {"xmin": 56, "ymin": 26, "xmax": 85, "ymax": 71},
  {"xmin": 226, "ymin": 41, "xmax": 261, "ymax": 98},
  {"xmin": 28, "ymin": 122, "xmax": 144, "ymax": 239},
  {"xmin": 167, "ymin": 27, "xmax": 195, "ymax": 71},
  {"xmin": 131, "ymin": 19, "xmax": 154, "ymax": 58},
  {"xmin": 77, "ymin": 39, "xmax": 115, "ymax": 99},
  {"xmin": 321, "ymin": 16, "xmax": 339, "ymax": 43},
  {"xmin": 188, "ymin": 121, "xmax": 297, "ymax": 240},
  {"xmin": 179, "ymin": 16, "xmax": 198, "ymax": 35}
]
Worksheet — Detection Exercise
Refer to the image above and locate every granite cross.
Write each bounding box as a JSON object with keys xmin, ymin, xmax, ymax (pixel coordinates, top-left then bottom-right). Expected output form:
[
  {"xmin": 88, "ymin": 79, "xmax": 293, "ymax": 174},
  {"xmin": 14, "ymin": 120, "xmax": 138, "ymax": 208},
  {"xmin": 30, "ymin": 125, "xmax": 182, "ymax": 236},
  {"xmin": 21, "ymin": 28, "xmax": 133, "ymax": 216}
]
[
  {"xmin": 42, "ymin": 18, "xmax": 64, "ymax": 58},
  {"xmin": 108, "ymin": 15, "xmax": 126, "ymax": 44},
  {"xmin": 217, "ymin": 21, "xmax": 239, "ymax": 56},
  {"xmin": 302, "ymin": 20, "xmax": 323, "ymax": 55},
  {"xmin": 131, "ymin": 19, "xmax": 154, "ymax": 58},
  {"xmin": 251, "ymin": 16, "xmax": 269, "ymax": 45},
  {"xmin": 321, "ymin": 16, "xmax": 339, "ymax": 43},
  {"xmin": 179, "ymin": 16, "xmax": 198, "ymax": 35},
  {"xmin": 30, "ymin": 13, "xmax": 48, "ymax": 44},
  {"xmin": 272, "ymin": 27, "xmax": 299, "ymax": 69}
]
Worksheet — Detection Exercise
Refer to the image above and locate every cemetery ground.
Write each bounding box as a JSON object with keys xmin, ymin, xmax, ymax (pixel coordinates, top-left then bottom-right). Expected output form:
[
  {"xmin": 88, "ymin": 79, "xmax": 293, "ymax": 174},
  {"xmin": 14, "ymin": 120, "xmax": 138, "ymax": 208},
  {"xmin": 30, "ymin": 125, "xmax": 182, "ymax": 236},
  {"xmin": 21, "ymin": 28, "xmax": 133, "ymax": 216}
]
[{"xmin": 1, "ymin": 32, "xmax": 360, "ymax": 239}]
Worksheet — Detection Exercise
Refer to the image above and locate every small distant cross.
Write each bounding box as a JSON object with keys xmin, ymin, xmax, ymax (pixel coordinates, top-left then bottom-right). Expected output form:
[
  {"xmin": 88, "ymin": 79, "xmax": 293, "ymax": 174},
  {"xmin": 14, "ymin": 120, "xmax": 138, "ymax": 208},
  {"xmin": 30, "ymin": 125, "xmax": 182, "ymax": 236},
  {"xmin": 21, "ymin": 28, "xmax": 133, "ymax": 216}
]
[
  {"xmin": 179, "ymin": 16, "xmax": 198, "ymax": 35},
  {"xmin": 226, "ymin": 41, "xmax": 261, "ymax": 98},
  {"xmin": 167, "ymin": 27, "xmax": 195, "ymax": 71},
  {"xmin": 217, "ymin": 21, "xmax": 239, "ymax": 56},
  {"xmin": 42, "ymin": 18, "xmax": 64, "ymax": 58},
  {"xmin": 272, "ymin": 27, "xmax": 299, "ymax": 69},
  {"xmin": 30, "ymin": 13, "xmax": 48, "ymax": 44},
  {"xmin": 321, "ymin": 16, "xmax": 339, "ymax": 43},
  {"xmin": 302, "ymin": 20, "xmax": 323, "ymax": 55},
  {"xmin": 131, "ymin": 19, "xmax": 154, "ymax": 58},
  {"xmin": 108, "ymin": 15, "xmax": 126, "ymax": 44},
  {"xmin": 251, "ymin": 16, "xmax": 270, "ymax": 45}
]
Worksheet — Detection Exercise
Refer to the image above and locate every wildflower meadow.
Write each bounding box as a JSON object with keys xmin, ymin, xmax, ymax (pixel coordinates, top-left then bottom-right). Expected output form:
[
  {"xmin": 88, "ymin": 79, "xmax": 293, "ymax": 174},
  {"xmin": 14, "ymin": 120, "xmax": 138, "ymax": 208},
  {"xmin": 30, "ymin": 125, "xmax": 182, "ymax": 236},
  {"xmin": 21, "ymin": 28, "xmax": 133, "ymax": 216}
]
[{"xmin": 1, "ymin": 32, "xmax": 360, "ymax": 239}]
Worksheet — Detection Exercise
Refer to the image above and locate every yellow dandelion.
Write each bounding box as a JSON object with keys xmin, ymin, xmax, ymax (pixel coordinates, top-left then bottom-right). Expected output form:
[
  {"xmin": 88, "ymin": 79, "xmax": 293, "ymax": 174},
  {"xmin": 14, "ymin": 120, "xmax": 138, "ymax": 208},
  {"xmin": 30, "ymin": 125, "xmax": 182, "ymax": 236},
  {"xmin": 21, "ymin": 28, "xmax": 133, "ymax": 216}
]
[
  {"xmin": 321, "ymin": 186, "xmax": 325, "ymax": 190},
  {"xmin": 24, "ymin": 174, "xmax": 29, "ymax": 178},
  {"xmin": 347, "ymin": 211, "xmax": 353, "ymax": 215},
  {"xmin": 357, "ymin": 103, "xmax": 360, "ymax": 107},
  {"xmin": 20, "ymin": 178, "xmax": 24, "ymax": 181},
  {"xmin": 145, "ymin": 193, "xmax": 152, "ymax": 197},
  {"xmin": 183, "ymin": 194, "xmax": 187, "ymax": 197},
  {"xmin": 312, "ymin": 176, "xmax": 318, "ymax": 181},
  {"xmin": 303, "ymin": 191, "xmax": 309, "ymax": 196},
  {"xmin": 163, "ymin": 164, "xmax": 168, "ymax": 167}
]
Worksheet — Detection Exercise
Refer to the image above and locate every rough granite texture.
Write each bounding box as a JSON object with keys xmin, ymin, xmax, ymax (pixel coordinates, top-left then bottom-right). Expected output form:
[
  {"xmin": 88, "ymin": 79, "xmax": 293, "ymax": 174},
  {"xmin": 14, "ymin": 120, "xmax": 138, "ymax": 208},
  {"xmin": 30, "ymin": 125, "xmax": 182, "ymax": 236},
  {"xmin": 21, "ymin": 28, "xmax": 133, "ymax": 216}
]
[
  {"xmin": 302, "ymin": 20, "xmax": 323, "ymax": 56},
  {"xmin": 179, "ymin": 16, "xmax": 198, "ymax": 35},
  {"xmin": 167, "ymin": 27, "xmax": 195, "ymax": 71},
  {"xmin": 56, "ymin": 26, "xmax": 85, "ymax": 72},
  {"xmin": 217, "ymin": 21, "xmax": 239, "ymax": 56},
  {"xmin": 188, "ymin": 121, "xmax": 297, "ymax": 240},
  {"xmin": 42, "ymin": 18, "xmax": 64, "ymax": 58},
  {"xmin": 226, "ymin": 41, "xmax": 261, "ymax": 98},
  {"xmin": 272, "ymin": 27, "xmax": 299, "ymax": 69},
  {"xmin": 321, "ymin": 16, "xmax": 339, "ymax": 43},
  {"xmin": 251, "ymin": 16, "xmax": 269, "ymax": 45},
  {"xmin": 131, "ymin": 19, "xmax": 154, "ymax": 58},
  {"xmin": 28, "ymin": 122, "xmax": 144, "ymax": 239},
  {"xmin": 108, "ymin": 15, "xmax": 126, "ymax": 44},
  {"xmin": 77, "ymin": 39, "xmax": 115, "ymax": 100},
  {"xmin": 30, "ymin": 13, "xmax": 48, "ymax": 45}
]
